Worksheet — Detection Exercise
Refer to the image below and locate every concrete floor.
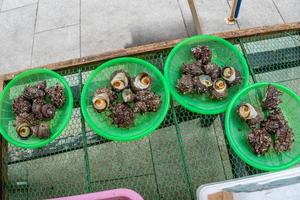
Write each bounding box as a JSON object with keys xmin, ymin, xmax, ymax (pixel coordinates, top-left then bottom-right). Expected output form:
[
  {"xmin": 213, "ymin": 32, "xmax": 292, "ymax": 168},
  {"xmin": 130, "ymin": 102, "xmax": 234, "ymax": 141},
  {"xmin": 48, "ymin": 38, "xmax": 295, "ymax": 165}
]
[{"xmin": 0, "ymin": 0, "xmax": 299, "ymax": 75}]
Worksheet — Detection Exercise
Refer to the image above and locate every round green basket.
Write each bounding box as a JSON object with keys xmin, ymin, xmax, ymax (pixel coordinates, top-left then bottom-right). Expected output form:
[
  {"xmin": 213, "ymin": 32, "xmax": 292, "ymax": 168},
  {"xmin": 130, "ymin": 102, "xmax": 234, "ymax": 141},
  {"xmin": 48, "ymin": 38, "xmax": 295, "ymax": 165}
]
[
  {"xmin": 81, "ymin": 57, "xmax": 170, "ymax": 141},
  {"xmin": 164, "ymin": 35, "xmax": 249, "ymax": 114},
  {"xmin": 225, "ymin": 82, "xmax": 300, "ymax": 171},
  {"xmin": 0, "ymin": 68, "xmax": 74, "ymax": 149}
]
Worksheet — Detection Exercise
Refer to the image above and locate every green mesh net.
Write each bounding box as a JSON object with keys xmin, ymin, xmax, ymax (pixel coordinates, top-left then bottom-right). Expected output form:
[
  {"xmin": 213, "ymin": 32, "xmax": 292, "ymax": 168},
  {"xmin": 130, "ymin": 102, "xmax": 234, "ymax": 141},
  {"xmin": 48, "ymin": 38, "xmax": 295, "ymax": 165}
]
[{"xmin": 1, "ymin": 30, "xmax": 300, "ymax": 200}]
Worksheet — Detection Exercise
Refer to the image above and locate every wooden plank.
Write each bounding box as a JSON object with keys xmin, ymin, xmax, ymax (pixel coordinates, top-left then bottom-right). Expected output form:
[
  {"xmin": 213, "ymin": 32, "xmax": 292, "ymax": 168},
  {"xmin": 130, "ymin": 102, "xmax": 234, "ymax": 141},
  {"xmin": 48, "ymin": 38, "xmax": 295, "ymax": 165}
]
[
  {"xmin": 216, "ymin": 22, "xmax": 300, "ymax": 40},
  {"xmin": 1, "ymin": 22, "xmax": 299, "ymax": 82},
  {"xmin": 0, "ymin": 80, "xmax": 8, "ymax": 200}
]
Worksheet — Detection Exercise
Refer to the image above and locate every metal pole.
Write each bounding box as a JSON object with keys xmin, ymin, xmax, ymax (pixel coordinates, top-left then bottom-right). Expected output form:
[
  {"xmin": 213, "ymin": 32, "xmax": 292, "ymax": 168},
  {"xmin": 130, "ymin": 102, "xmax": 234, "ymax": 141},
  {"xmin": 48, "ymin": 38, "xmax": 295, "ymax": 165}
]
[
  {"xmin": 187, "ymin": 0, "xmax": 203, "ymax": 34},
  {"xmin": 225, "ymin": 0, "xmax": 238, "ymax": 25},
  {"xmin": 234, "ymin": 0, "xmax": 242, "ymax": 18}
]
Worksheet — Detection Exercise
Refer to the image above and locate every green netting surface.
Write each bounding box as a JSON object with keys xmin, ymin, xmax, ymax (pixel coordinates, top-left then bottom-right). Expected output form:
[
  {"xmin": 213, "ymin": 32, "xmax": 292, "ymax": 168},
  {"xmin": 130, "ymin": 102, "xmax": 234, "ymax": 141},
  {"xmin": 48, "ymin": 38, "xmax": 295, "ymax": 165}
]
[{"xmin": 1, "ymin": 30, "xmax": 300, "ymax": 200}]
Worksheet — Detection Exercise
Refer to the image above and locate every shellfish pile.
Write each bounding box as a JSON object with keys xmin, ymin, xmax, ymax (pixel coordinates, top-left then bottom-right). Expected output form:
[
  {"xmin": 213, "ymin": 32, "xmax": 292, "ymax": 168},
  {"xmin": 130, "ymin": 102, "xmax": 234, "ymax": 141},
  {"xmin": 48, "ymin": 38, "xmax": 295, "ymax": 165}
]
[
  {"xmin": 237, "ymin": 85, "xmax": 293, "ymax": 155},
  {"xmin": 92, "ymin": 70, "xmax": 161, "ymax": 128},
  {"xmin": 12, "ymin": 81, "xmax": 65, "ymax": 139},
  {"xmin": 176, "ymin": 46, "xmax": 241, "ymax": 100}
]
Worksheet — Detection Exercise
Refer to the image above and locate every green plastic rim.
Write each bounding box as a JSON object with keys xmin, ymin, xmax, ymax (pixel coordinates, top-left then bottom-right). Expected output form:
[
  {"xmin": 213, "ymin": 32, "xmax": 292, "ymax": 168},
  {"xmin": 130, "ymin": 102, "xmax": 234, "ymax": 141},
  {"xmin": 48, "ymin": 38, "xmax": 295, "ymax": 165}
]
[
  {"xmin": 225, "ymin": 82, "xmax": 300, "ymax": 171},
  {"xmin": 81, "ymin": 57, "xmax": 170, "ymax": 141},
  {"xmin": 164, "ymin": 35, "xmax": 249, "ymax": 114},
  {"xmin": 0, "ymin": 68, "xmax": 74, "ymax": 149}
]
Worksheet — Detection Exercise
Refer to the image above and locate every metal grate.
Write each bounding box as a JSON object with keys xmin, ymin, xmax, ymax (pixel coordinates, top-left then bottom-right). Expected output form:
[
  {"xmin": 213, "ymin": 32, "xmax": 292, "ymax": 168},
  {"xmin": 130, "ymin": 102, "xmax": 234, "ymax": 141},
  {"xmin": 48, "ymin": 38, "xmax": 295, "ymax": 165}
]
[{"xmin": 2, "ymin": 30, "xmax": 300, "ymax": 200}]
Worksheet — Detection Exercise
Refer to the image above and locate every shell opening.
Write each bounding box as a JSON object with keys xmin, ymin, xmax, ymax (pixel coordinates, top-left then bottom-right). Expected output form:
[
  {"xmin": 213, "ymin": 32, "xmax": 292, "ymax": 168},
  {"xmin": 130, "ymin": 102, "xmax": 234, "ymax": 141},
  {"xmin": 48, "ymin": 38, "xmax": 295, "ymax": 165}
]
[
  {"xmin": 238, "ymin": 103, "xmax": 258, "ymax": 119},
  {"xmin": 239, "ymin": 105, "xmax": 251, "ymax": 119},
  {"xmin": 223, "ymin": 67, "xmax": 236, "ymax": 82},
  {"xmin": 19, "ymin": 127, "xmax": 30, "ymax": 137},
  {"xmin": 141, "ymin": 75, "xmax": 150, "ymax": 86},
  {"xmin": 134, "ymin": 73, "xmax": 152, "ymax": 90},
  {"xmin": 199, "ymin": 75, "xmax": 212, "ymax": 87},
  {"xmin": 111, "ymin": 72, "xmax": 128, "ymax": 90},
  {"xmin": 112, "ymin": 80, "xmax": 125, "ymax": 90},
  {"xmin": 17, "ymin": 123, "xmax": 31, "ymax": 138},
  {"xmin": 214, "ymin": 80, "xmax": 227, "ymax": 93},
  {"xmin": 93, "ymin": 93, "xmax": 109, "ymax": 111},
  {"xmin": 95, "ymin": 99, "xmax": 106, "ymax": 110},
  {"xmin": 216, "ymin": 80, "xmax": 225, "ymax": 90}
]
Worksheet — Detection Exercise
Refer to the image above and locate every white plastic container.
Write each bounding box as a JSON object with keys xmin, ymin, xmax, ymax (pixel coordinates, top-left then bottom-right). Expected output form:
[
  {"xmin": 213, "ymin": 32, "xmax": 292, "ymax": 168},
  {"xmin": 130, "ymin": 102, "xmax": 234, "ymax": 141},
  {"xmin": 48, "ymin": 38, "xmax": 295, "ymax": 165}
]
[{"xmin": 197, "ymin": 167, "xmax": 300, "ymax": 200}]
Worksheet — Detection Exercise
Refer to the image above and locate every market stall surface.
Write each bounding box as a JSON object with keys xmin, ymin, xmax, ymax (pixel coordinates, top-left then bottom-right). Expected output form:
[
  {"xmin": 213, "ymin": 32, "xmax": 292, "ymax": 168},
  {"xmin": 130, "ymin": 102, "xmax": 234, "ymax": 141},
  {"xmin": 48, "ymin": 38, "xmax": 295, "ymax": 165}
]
[{"xmin": 1, "ymin": 25, "xmax": 300, "ymax": 199}]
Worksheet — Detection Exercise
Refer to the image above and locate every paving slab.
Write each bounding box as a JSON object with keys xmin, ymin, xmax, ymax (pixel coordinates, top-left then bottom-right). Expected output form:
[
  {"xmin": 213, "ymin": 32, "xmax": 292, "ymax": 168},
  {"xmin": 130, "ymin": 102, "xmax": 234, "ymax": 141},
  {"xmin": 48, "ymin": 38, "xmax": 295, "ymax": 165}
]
[
  {"xmin": 32, "ymin": 25, "xmax": 80, "ymax": 66},
  {"xmin": 236, "ymin": 0, "xmax": 284, "ymax": 29},
  {"xmin": 213, "ymin": 116, "xmax": 234, "ymax": 179},
  {"xmin": 8, "ymin": 149, "xmax": 86, "ymax": 200},
  {"xmin": 194, "ymin": 0, "xmax": 239, "ymax": 34},
  {"xmin": 28, "ymin": 150, "xmax": 86, "ymax": 200},
  {"xmin": 1, "ymin": 0, "xmax": 37, "ymax": 11},
  {"xmin": 88, "ymin": 138, "xmax": 153, "ymax": 182},
  {"xmin": 150, "ymin": 125, "xmax": 192, "ymax": 200},
  {"xmin": 0, "ymin": 4, "xmax": 36, "ymax": 74},
  {"xmin": 36, "ymin": 0, "xmax": 80, "ymax": 33},
  {"xmin": 179, "ymin": 119, "xmax": 227, "ymax": 195},
  {"xmin": 273, "ymin": 0, "xmax": 300, "ymax": 23},
  {"xmin": 81, "ymin": 0, "xmax": 188, "ymax": 56}
]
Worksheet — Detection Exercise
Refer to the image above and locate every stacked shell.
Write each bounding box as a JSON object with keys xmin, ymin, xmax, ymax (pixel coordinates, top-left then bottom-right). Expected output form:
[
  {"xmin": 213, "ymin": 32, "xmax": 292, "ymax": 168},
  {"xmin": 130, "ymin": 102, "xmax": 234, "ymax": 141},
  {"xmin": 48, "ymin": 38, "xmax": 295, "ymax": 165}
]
[
  {"xmin": 12, "ymin": 81, "xmax": 66, "ymax": 139},
  {"xmin": 176, "ymin": 45, "xmax": 241, "ymax": 100},
  {"xmin": 237, "ymin": 85, "xmax": 293, "ymax": 155},
  {"xmin": 92, "ymin": 70, "xmax": 161, "ymax": 128}
]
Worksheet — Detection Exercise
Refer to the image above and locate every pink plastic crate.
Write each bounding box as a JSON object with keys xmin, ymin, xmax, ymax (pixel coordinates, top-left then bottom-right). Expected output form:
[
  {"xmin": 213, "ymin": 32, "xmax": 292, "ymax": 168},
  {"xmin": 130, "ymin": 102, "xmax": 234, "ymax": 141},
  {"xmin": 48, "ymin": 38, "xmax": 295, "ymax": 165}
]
[{"xmin": 48, "ymin": 189, "xmax": 144, "ymax": 200}]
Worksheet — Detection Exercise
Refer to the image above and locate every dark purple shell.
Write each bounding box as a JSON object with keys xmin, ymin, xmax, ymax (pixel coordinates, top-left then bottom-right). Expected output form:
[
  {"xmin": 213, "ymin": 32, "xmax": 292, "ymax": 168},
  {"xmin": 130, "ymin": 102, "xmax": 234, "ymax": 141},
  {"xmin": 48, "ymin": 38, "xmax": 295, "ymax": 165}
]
[
  {"xmin": 133, "ymin": 101, "xmax": 148, "ymax": 114},
  {"xmin": 202, "ymin": 64, "xmax": 221, "ymax": 81},
  {"xmin": 248, "ymin": 128, "xmax": 272, "ymax": 155},
  {"xmin": 32, "ymin": 98, "xmax": 47, "ymax": 120},
  {"xmin": 191, "ymin": 46, "xmax": 212, "ymax": 65},
  {"xmin": 41, "ymin": 104, "xmax": 56, "ymax": 120},
  {"xmin": 23, "ymin": 85, "xmax": 45, "ymax": 100},
  {"xmin": 33, "ymin": 122, "xmax": 51, "ymax": 139},
  {"xmin": 262, "ymin": 108, "xmax": 287, "ymax": 134},
  {"xmin": 181, "ymin": 61, "xmax": 203, "ymax": 76},
  {"xmin": 262, "ymin": 85, "xmax": 282, "ymax": 110},
  {"xmin": 211, "ymin": 88, "xmax": 227, "ymax": 100},
  {"xmin": 93, "ymin": 87, "xmax": 117, "ymax": 102},
  {"xmin": 36, "ymin": 81, "xmax": 47, "ymax": 91},
  {"xmin": 135, "ymin": 90, "xmax": 161, "ymax": 112},
  {"xmin": 12, "ymin": 96, "xmax": 31, "ymax": 115},
  {"xmin": 46, "ymin": 85, "xmax": 66, "ymax": 108},
  {"xmin": 110, "ymin": 103, "xmax": 135, "ymax": 128},
  {"xmin": 274, "ymin": 126, "xmax": 294, "ymax": 153},
  {"xmin": 14, "ymin": 112, "xmax": 36, "ymax": 127},
  {"xmin": 176, "ymin": 74, "xmax": 194, "ymax": 94}
]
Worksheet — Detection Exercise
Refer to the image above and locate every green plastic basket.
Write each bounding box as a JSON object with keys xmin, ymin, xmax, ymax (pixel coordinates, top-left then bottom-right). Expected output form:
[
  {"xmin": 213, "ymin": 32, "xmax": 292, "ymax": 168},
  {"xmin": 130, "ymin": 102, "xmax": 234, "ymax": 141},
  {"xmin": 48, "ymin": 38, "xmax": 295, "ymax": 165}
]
[
  {"xmin": 225, "ymin": 82, "xmax": 300, "ymax": 171},
  {"xmin": 164, "ymin": 35, "xmax": 250, "ymax": 114},
  {"xmin": 0, "ymin": 68, "xmax": 74, "ymax": 148},
  {"xmin": 81, "ymin": 57, "xmax": 170, "ymax": 141}
]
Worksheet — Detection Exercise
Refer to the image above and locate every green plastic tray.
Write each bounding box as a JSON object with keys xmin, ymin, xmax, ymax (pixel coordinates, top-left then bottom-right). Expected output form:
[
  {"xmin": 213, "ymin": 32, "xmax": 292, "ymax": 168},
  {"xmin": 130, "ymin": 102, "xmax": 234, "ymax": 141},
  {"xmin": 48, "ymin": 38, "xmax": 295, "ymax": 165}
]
[
  {"xmin": 81, "ymin": 57, "xmax": 170, "ymax": 141},
  {"xmin": 0, "ymin": 68, "xmax": 74, "ymax": 148},
  {"xmin": 225, "ymin": 82, "xmax": 300, "ymax": 171},
  {"xmin": 164, "ymin": 35, "xmax": 250, "ymax": 114}
]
